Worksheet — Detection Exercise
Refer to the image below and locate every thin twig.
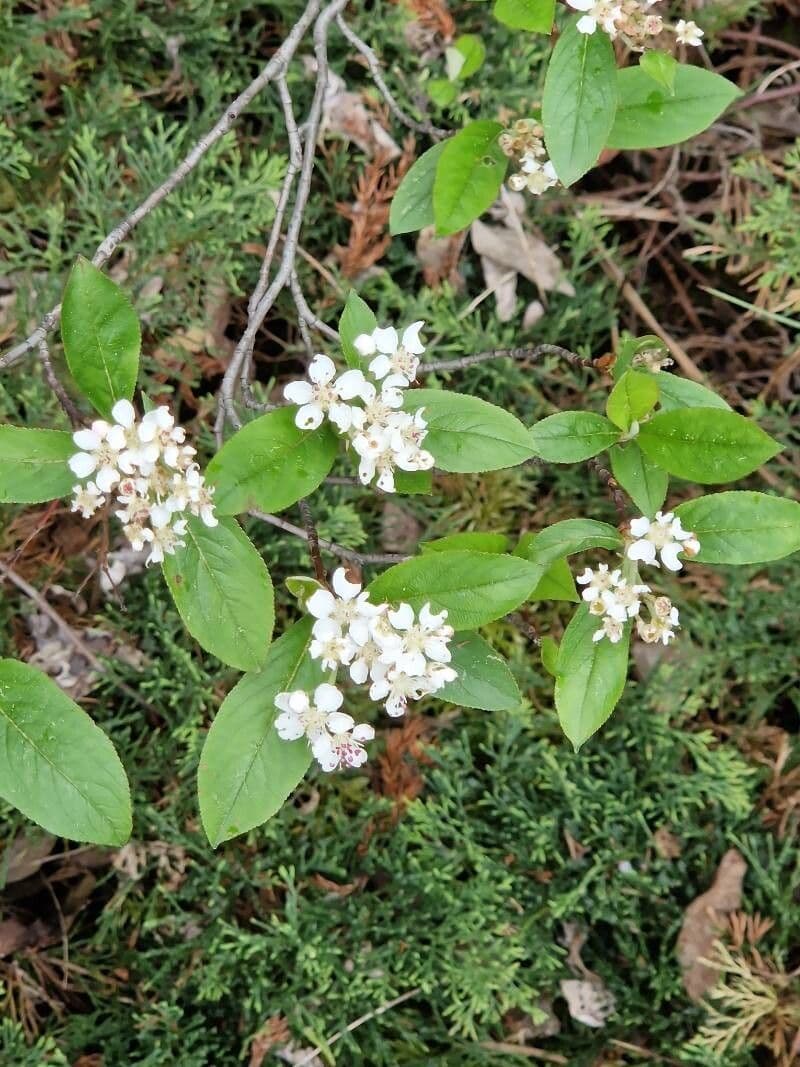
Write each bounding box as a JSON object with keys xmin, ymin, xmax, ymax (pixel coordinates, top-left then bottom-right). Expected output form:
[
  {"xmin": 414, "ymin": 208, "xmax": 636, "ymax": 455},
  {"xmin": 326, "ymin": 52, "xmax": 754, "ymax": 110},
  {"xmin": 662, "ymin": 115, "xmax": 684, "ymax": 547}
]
[
  {"xmin": 297, "ymin": 499, "xmax": 327, "ymax": 583},
  {"xmin": 37, "ymin": 337, "xmax": 82, "ymax": 427},
  {"xmin": 336, "ymin": 15, "xmax": 447, "ymax": 140},
  {"xmin": 587, "ymin": 457, "xmax": 627, "ymax": 521},
  {"xmin": 0, "ymin": 0, "xmax": 323, "ymax": 372},
  {"xmin": 294, "ymin": 987, "xmax": 421, "ymax": 1066},
  {"xmin": 249, "ymin": 510, "xmax": 408, "ymax": 566},
  {"xmin": 0, "ymin": 559, "xmax": 157, "ymax": 716},
  {"xmin": 419, "ymin": 344, "xmax": 590, "ymax": 374}
]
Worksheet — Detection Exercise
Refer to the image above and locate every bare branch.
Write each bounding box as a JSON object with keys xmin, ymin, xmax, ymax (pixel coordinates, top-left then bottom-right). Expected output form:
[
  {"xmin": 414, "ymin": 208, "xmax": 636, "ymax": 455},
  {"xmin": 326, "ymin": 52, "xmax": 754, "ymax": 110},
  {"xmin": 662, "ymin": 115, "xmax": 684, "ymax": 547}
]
[
  {"xmin": 0, "ymin": 0, "xmax": 323, "ymax": 372},
  {"xmin": 419, "ymin": 344, "xmax": 591, "ymax": 374},
  {"xmin": 38, "ymin": 337, "xmax": 82, "ymax": 427},
  {"xmin": 249, "ymin": 509, "xmax": 409, "ymax": 566},
  {"xmin": 336, "ymin": 15, "xmax": 448, "ymax": 140},
  {"xmin": 297, "ymin": 498, "xmax": 328, "ymax": 583}
]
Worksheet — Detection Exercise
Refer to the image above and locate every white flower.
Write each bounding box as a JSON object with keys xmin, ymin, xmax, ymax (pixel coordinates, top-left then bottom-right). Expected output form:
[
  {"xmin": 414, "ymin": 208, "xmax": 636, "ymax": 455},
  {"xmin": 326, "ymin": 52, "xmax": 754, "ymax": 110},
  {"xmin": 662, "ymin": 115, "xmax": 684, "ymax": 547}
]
[
  {"xmin": 369, "ymin": 670, "xmax": 430, "ymax": 717},
  {"xmin": 567, "ymin": 0, "xmax": 622, "ymax": 35},
  {"xmin": 274, "ymin": 683, "xmax": 342, "ymax": 742},
  {"xmin": 626, "ymin": 511, "xmax": 700, "ymax": 571},
  {"xmin": 70, "ymin": 481, "xmax": 105, "ymax": 518},
  {"xmin": 283, "ymin": 353, "xmax": 358, "ymax": 432},
  {"xmin": 576, "ymin": 564, "xmax": 621, "ymax": 603},
  {"xmin": 311, "ymin": 712, "xmax": 375, "ymax": 772},
  {"xmin": 675, "ymin": 18, "xmax": 703, "ymax": 46},
  {"xmin": 508, "ymin": 158, "xmax": 559, "ymax": 196},
  {"xmin": 600, "ymin": 580, "xmax": 650, "ymax": 622},
  {"xmin": 307, "ymin": 567, "xmax": 382, "ymax": 645},
  {"xmin": 592, "ymin": 616, "xmax": 625, "ymax": 644},
  {"xmin": 69, "ymin": 420, "xmax": 123, "ymax": 492},
  {"xmin": 379, "ymin": 602, "xmax": 454, "ymax": 677},
  {"xmin": 309, "ymin": 631, "xmax": 357, "ymax": 670},
  {"xmin": 145, "ymin": 516, "xmax": 187, "ymax": 565},
  {"xmin": 354, "ymin": 321, "xmax": 426, "ymax": 385},
  {"xmin": 636, "ymin": 604, "xmax": 680, "ymax": 645}
]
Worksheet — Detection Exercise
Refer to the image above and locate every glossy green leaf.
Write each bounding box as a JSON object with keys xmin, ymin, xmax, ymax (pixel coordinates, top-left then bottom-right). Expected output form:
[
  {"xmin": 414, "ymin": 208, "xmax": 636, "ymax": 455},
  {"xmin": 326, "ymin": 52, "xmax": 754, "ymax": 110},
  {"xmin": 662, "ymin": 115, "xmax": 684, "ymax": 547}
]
[
  {"xmin": 674, "ymin": 492, "xmax": 800, "ymax": 565},
  {"xmin": 542, "ymin": 18, "xmax": 617, "ymax": 186},
  {"xmin": 162, "ymin": 516, "xmax": 274, "ymax": 672},
  {"xmin": 609, "ymin": 441, "xmax": 668, "ymax": 516},
  {"xmin": 60, "ymin": 256, "xmax": 141, "ymax": 420},
  {"xmin": 530, "ymin": 411, "xmax": 621, "ymax": 463},
  {"xmin": 207, "ymin": 409, "xmax": 339, "ymax": 515},
  {"xmin": 339, "ymin": 290, "xmax": 377, "ymax": 369},
  {"xmin": 368, "ymin": 551, "xmax": 544, "ymax": 630},
  {"xmin": 438, "ymin": 632, "xmax": 521, "ymax": 710},
  {"xmin": 555, "ymin": 605, "xmax": 630, "ymax": 750},
  {"xmin": 530, "ymin": 557, "xmax": 579, "ymax": 602},
  {"xmin": 423, "ymin": 532, "xmax": 509, "ymax": 554},
  {"xmin": 606, "ymin": 370, "xmax": 659, "ymax": 430},
  {"xmin": 607, "ymin": 65, "xmax": 740, "ymax": 150},
  {"xmin": 428, "ymin": 78, "xmax": 458, "ymax": 108},
  {"xmin": 198, "ymin": 618, "xmax": 324, "ymax": 846},
  {"xmin": 408, "ymin": 389, "xmax": 536, "ymax": 471},
  {"xmin": 515, "ymin": 518, "xmax": 623, "ymax": 565},
  {"xmin": 637, "ymin": 408, "xmax": 781, "ymax": 484},
  {"xmin": 493, "ymin": 0, "xmax": 555, "ymax": 33},
  {"xmin": 0, "ymin": 660, "xmax": 131, "ymax": 845},
  {"xmin": 639, "ymin": 50, "xmax": 677, "ymax": 93},
  {"xmin": 0, "ymin": 426, "xmax": 75, "ymax": 503},
  {"xmin": 394, "ymin": 468, "xmax": 434, "ymax": 495},
  {"xmin": 656, "ymin": 373, "xmax": 731, "ymax": 413},
  {"xmin": 390, "ymin": 142, "xmax": 446, "ymax": 235},
  {"xmin": 433, "ymin": 121, "xmax": 507, "ymax": 236}
]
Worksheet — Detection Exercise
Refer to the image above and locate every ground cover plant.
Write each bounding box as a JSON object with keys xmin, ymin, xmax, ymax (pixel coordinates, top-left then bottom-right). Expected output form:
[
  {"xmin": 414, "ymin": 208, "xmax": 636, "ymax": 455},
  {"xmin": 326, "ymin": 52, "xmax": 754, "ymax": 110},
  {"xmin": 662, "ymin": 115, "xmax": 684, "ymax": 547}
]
[{"xmin": 1, "ymin": 0, "xmax": 799, "ymax": 1063}]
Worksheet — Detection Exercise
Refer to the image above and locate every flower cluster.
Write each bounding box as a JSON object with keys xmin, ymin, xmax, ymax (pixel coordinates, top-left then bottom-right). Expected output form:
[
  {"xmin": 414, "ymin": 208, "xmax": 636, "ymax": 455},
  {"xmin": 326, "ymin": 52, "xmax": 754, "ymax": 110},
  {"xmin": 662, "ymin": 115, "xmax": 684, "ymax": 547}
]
[
  {"xmin": 577, "ymin": 511, "xmax": 699, "ymax": 644},
  {"xmin": 275, "ymin": 567, "xmax": 456, "ymax": 772},
  {"xmin": 283, "ymin": 323, "xmax": 434, "ymax": 493},
  {"xmin": 68, "ymin": 400, "xmax": 216, "ymax": 565},
  {"xmin": 499, "ymin": 119, "xmax": 559, "ymax": 197},
  {"xmin": 567, "ymin": 0, "xmax": 703, "ymax": 49}
]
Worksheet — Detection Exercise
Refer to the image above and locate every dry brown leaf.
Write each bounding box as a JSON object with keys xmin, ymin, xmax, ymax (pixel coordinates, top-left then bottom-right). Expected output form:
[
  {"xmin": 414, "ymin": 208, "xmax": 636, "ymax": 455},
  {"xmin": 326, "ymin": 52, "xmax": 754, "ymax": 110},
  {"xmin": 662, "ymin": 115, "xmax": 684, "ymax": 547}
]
[
  {"xmin": 560, "ymin": 978, "xmax": 616, "ymax": 1028},
  {"xmin": 2, "ymin": 832, "xmax": 56, "ymax": 884},
  {"xmin": 321, "ymin": 71, "xmax": 400, "ymax": 159},
  {"xmin": 393, "ymin": 0, "xmax": 455, "ymax": 41},
  {"xmin": 677, "ymin": 848, "xmax": 747, "ymax": 1000},
  {"xmin": 470, "ymin": 219, "xmax": 575, "ymax": 298},
  {"xmin": 416, "ymin": 226, "xmax": 466, "ymax": 289},
  {"xmin": 653, "ymin": 826, "xmax": 682, "ymax": 860},
  {"xmin": 480, "ymin": 256, "xmax": 517, "ymax": 322},
  {"xmin": 249, "ymin": 1016, "xmax": 291, "ymax": 1067},
  {"xmin": 310, "ymin": 873, "xmax": 367, "ymax": 898},
  {"xmin": 522, "ymin": 300, "xmax": 545, "ymax": 330}
]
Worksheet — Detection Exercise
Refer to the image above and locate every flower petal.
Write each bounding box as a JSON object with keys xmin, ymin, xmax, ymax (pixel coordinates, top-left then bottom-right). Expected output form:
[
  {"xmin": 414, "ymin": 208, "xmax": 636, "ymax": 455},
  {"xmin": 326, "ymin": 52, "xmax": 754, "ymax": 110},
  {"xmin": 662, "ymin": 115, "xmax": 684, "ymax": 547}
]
[
  {"xmin": 295, "ymin": 404, "xmax": 324, "ymax": 431},
  {"xmin": 307, "ymin": 588, "xmax": 336, "ymax": 619},
  {"xmin": 401, "ymin": 321, "xmax": 426, "ymax": 355},
  {"xmin": 72, "ymin": 429, "xmax": 101, "ymax": 451},
  {"xmin": 354, "ymin": 332, "xmax": 377, "ymax": 356},
  {"xmin": 332, "ymin": 566, "xmax": 362, "ymax": 600},
  {"xmin": 325, "ymin": 710, "xmax": 354, "ymax": 734},
  {"xmin": 315, "ymin": 683, "xmax": 344, "ymax": 713},
  {"xmin": 372, "ymin": 326, "xmax": 399, "ymax": 354},
  {"xmin": 308, "ymin": 353, "xmax": 336, "ymax": 385},
  {"xmin": 284, "ymin": 380, "xmax": 314, "ymax": 405},
  {"xmin": 68, "ymin": 452, "xmax": 97, "ymax": 478},
  {"xmin": 111, "ymin": 399, "xmax": 136, "ymax": 428}
]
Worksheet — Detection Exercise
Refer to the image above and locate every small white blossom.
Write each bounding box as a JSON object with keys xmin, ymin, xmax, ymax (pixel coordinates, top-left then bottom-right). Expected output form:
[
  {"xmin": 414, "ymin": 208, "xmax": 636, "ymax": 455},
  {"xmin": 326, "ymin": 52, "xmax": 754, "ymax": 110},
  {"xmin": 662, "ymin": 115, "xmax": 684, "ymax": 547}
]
[
  {"xmin": 592, "ymin": 616, "xmax": 625, "ymax": 644},
  {"xmin": 508, "ymin": 158, "xmax": 559, "ymax": 196},
  {"xmin": 70, "ymin": 481, "xmax": 105, "ymax": 518},
  {"xmin": 577, "ymin": 563, "xmax": 621, "ymax": 603},
  {"xmin": 675, "ymin": 18, "xmax": 703, "ymax": 45},
  {"xmin": 69, "ymin": 420, "xmax": 123, "ymax": 493},
  {"xmin": 311, "ymin": 712, "xmax": 375, "ymax": 772},
  {"xmin": 627, "ymin": 511, "xmax": 700, "ymax": 571},
  {"xmin": 307, "ymin": 567, "xmax": 382, "ymax": 646},
  {"xmin": 274, "ymin": 685, "xmax": 374, "ymax": 772},
  {"xmin": 354, "ymin": 322, "xmax": 426, "ymax": 385},
  {"xmin": 283, "ymin": 353, "xmax": 363, "ymax": 431},
  {"xmin": 636, "ymin": 598, "xmax": 680, "ymax": 645},
  {"xmin": 568, "ymin": 0, "xmax": 622, "ymax": 35}
]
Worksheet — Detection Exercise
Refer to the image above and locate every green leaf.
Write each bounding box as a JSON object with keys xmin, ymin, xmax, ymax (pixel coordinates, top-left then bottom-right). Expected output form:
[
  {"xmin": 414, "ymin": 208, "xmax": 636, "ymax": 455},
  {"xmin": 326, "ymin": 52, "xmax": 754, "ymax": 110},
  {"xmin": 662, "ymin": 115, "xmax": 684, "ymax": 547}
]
[
  {"xmin": 432, "ymin": 121, "xmax": 507, "ymax": 236},
  {"xmin": 607, "ymin": 65, "xmax": 741, "ymax": 150},
  {"xmin": 60, "ymin": 256, "xmax": 141, "ymax": 420},
  {"xmin": 428, "ymin": 78, "xmax": 458, "ymax": 108},
  {"xmin": 390, "ymin": 142, "xmax": 446, "ymax": 236},
  {"xmin": 606, "ymin": 370, "xmax": 659, "ymax": 430},
  {"xmin": 446, "ymin": 35, "xmax": 485, "ymax": 81},
  {"xmin": 408, "ymin": 389, "xmax": 536, "ymax": 471},
  {"xmin": 515, "ymin": 518, "xmax": 623, "ymax": 565},
  {"xmin": 637, "ymin": 408, "xmax": 781, "ymax": 484},
  {"xmin": 198, "ymin": 617, "xmax": 324, "ymax": 846},
  {"xmin": 162, "ymin": 516, "xmax": 274, "ymax": 672},
  {"xmin": 339, "ymin": 290, "xmax": 377, "ymax": 369},
  {"xmin": 609, "ymin": 442, "xmax": 668, "ymax": 516},
  {"xmin": 542, "ymin": 18, "xmax": 618, "ymax": 186},
  {"xmin": 656, "ymin": 373, "xmax": 731, "ymax": 413},
  {"xmin": 493, "ymin": 0, "xmax": 555, "ymax": 33},
  {"xmin": 531, "ymin": 557, "xmax": 579, "ymax": 602},
  {"xmin": 207, "ymin": 409, "xmax": 339, "ymax": 516},
  {"xmin": 395, "ymin": 468, "xmax": 433, "ymax": 496},
  {"xmin": 0, "ymin": 659, "xmax": 131, "ymax": 845},
  {"xmin": 639, "ymin": 49, "xmax": 677, "ymax": 94},
  {"xmin": 530, "ymin": 411, "xmax": 621, "ymax": 463},
  {"xmin": 0, "ymin": 426, "xmax": 75, "ymax": 503},
  {"xmin": 555, "ymin": 605, "xmax": 630, "ymax": 750},
  {"xmin": 285, "ymin": 575, "xmax": 324, "ymax": 607},
  {"xmin": 423, "ymin": 532, "xmax": 509, "ymax": 554},
  {"xmin": 368, "ymin": 551, "xmax": 544, "ymax": 630},
  {"xmin": 438, "ymin": 632, "xmax": 521, "ymax": 710},
  {"xmin": 674, "ymin": 492, "xmax": 800, "ymax": 565},
  {"xmin": 540, "ymin": 635, "xmax": 559, "ymax": 677}
]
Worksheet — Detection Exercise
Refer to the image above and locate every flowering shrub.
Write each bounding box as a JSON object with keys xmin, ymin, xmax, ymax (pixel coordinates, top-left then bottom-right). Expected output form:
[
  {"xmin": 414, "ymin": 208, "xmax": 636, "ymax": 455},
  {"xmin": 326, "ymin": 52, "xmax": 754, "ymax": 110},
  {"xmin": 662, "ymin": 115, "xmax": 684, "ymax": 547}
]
[{"xmin": 0, "ymin": 4, "xmax": 799, "ymax": 852}]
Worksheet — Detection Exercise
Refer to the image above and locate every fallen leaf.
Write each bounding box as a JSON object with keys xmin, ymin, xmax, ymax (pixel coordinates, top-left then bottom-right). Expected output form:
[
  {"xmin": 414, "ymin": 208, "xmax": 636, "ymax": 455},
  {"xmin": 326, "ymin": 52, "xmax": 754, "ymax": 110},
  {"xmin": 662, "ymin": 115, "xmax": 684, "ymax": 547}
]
[
  {"xmin": 249, "ymin": 1016, "xmax": 291, "ymax": 1067},
  {"xmin": 677, "ymin": 848, "xmax": 747, "ymax": 1000},
  {"xmin": 560, "ymin": 978, "xmax": 616, "ymax": 1028},
  {"xmin": 522, "ymin": 300, "xmax": 545, "ymax": 331},
  {"xmin": 2, "ymin": 832, "xmax": 55, "ymax": 883},
  {"xmin": 480, "ymin": 255, "xmax": 517, "ymax": 322},
  {"xmin": 653, "ymin": 826, "xmax": 682, "ymax": 860},
  {"xmin": 416, "ymin": 226, "xmax": 466, "ymax": 289},
  {"xmin": 321, "ymin": 70, "xmax": 400, "ymax": 159},
  {"xmin": 470, "ymin": 219, "xmax": 575, "ymax": 297}
]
